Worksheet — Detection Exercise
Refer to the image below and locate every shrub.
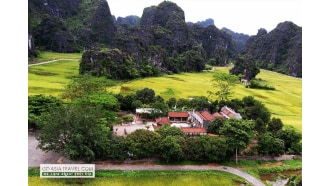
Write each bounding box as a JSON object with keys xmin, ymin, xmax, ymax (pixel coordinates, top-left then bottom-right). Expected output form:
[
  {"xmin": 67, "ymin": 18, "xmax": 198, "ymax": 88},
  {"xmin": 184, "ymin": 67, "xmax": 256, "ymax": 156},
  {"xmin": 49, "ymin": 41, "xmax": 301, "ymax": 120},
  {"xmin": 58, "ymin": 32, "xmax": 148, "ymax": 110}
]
[{"xmin": 246, "ymin": 79, "xmax": 275, "ymax": 90}]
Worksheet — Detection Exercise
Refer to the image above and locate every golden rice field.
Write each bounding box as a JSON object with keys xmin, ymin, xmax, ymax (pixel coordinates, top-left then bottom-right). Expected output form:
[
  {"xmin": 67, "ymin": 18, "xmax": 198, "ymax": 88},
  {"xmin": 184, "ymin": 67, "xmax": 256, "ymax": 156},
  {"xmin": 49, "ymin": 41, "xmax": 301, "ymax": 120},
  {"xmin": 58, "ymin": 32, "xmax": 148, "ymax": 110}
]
[
  {"xmin": 114, "ymin": 67, "xmax": 302, "ymax": 131},
  {"xmin": 28, "ymin": 56, "xmax": 302, "ymax": 131}
]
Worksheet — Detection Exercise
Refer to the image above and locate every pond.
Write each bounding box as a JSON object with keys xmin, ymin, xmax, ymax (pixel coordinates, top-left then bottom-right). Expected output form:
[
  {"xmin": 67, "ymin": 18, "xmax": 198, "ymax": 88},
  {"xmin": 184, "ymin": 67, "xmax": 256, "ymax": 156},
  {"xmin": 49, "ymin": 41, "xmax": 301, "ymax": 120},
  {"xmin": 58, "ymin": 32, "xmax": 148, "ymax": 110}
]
[{"xmin": 260, "ymin": 170, "xmax": 301, "ymax": 186}]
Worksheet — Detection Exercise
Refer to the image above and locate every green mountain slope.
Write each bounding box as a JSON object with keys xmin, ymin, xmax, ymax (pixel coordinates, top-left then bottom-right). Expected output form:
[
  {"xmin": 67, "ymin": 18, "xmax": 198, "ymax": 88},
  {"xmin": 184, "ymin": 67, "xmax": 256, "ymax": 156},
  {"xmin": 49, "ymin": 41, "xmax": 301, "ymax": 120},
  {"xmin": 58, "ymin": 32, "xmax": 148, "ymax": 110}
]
[{"xmin": 242, "ymin": 21, "xmax": 302, "ymax": 77}]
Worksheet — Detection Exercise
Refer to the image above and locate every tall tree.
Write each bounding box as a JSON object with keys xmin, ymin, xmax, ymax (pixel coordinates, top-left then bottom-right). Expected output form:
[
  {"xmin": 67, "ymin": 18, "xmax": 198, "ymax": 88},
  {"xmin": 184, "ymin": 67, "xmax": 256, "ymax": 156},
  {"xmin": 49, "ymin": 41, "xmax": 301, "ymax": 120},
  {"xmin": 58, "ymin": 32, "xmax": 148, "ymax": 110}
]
[
  {"xmin": 268, "ymin": 118, "xmax": 284, "ymax": 133},
  {"xmin": 203, "ymin": 136, "xmax": 228, "ymax": 162},
  {"xmin": 151, "ymin": 101, "xmax": 169, "ymax": 118},
  {"xmin": 207, "ymin": 117, "xmax": 226, "ymax": 135},
  {"xmin": 276, "ymin": 126, "xmax": 302, "ymax": 154},
  {"xmin": 37, "ymin": 104, "xmax": 111, "ymax": 161},
  {"xmin": 219, "ymin": 119, "xmax": 255, "ymax": 164},
  {"xmin": 257, "ymin": 132, "xmax": 285, "ymax": 156},
  {"xmin": 28, "ymin": 94, "xmax": 63, "ymax": 129},
  {"xmin": 208, "ymin": 71, "xmax": 239, "ymax": 101},
  {"xmin": 61, "ymin": 74, "xmax": 115, "ymax": 101},
  {"xmin": 178, "ymin": 50, "xmax": 205, "ymax": 72},
  {"xmin": 230, "ymin": 54, "xmax": 260, "ymax": 81},
  {"xmin": 159, "ymin": 136, "xmax": 184, "ymax": 162},
  {"xmin": 241, "ymin": 96, "xmax": 271, "ymax": 124},
  {"xmin": 126, "ymin": 129, "xmax": 160, "ymax": 159},
  {"xmin": 167, "ymin": 97, "xmax": 177, "ymax": 109},
  {"xmin": 105, "ymin": 136, "xmax": 128, "ymax": 161},
  {"xmin": 136, "ymin": 88, "xmax": 156, "ymax": 104},
  {"xmin": 189, "ymin": 96, "xmax": 211, "ymax": 111},
  {"xmin": 156, "ymin": 125, "xmax": 185, "ymax": 138}
]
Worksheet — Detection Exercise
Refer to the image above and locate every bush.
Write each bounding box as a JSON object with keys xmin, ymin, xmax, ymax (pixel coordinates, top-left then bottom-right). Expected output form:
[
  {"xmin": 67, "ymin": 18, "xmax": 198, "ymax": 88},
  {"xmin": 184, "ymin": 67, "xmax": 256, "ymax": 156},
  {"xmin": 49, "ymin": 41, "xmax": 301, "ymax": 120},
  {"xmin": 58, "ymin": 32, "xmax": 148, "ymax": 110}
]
[
  {"xmin": 246, "ymin": 79, "xmax": 275, "ymax": 90},
  {"xmin": 205, "ymin": 64, "xmax": 213, "ymax": 70}
]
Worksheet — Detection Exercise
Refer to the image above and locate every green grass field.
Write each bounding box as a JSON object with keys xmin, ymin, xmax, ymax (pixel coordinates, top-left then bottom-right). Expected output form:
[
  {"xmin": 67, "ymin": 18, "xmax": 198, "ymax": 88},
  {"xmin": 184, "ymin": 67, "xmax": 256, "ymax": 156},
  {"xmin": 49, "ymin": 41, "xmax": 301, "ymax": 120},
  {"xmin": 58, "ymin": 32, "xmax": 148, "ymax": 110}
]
[
  {"xmin": 115, "ymin": 67, "xmax": 302, "ymax": 131},
  {"xmin": 28, "ymin": 60, "xmax": 80, "ymax": 97},
  {"xmin": 29, "ymin": 51, "xmax": 82, "ymax": 63},
  {"xmin": 28, "ymin": 170, "xmax": 246, "ymax": 186},
  {"xmin": 28, "ymin": 54, "xmax": 302, "ymax": 131}
]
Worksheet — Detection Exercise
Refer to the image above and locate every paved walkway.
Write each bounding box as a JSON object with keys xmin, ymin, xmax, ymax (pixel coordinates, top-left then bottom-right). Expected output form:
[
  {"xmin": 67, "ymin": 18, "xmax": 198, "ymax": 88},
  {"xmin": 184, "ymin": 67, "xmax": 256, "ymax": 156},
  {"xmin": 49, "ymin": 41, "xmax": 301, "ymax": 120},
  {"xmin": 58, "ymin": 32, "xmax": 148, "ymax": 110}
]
[{"xmin": 95, "ymin": 163, "xmax": 265, "ymax": 186}]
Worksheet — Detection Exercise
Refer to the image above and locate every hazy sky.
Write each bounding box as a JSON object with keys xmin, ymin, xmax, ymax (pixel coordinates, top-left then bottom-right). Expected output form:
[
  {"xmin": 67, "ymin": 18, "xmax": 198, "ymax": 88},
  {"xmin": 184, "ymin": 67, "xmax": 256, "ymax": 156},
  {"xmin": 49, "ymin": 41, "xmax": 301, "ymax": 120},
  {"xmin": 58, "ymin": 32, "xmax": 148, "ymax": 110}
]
[{"xmin": 107, "ymin": 0, "xmax": 302, "ymax": 36}]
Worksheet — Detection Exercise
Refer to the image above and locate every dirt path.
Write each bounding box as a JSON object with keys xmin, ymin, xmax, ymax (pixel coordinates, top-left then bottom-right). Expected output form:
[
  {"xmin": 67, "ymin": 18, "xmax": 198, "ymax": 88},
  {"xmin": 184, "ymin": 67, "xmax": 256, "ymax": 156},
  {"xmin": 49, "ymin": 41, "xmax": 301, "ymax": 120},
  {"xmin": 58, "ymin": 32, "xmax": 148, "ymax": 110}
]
[
  {"xmin": 28, "ymin": 59, "xmax": 77, "ymax": 67},
  {"xmin": 28, "ymin": 132, "xmax": 265, "ymax": 186}
]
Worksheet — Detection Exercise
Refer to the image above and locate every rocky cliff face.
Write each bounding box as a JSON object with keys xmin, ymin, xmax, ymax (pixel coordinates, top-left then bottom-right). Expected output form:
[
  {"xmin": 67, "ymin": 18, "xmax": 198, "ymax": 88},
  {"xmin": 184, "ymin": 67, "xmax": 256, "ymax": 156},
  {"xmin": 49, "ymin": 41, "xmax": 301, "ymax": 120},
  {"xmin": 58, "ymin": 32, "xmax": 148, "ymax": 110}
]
[
  {"xmin": 29, "ymin": 1, "xmax": 301, "ymax": 79},
  {"xmin": 29, "ymin": 0, "xmax": 116, "ymax": 53},
  {"xmin": 241, "ymin": 21, "xmax": 302, "ymax": 77},
  {"xmin": 196, "ymin": 18, "xmax": 215, "ymax": 27},
  {"xmin": 111, "ymin": 1, "xmax": 237, "ymax": 73},
  {"xmin": 116, "ymin": 15, "xmax": 140, "ymax": 30},
  {"xmin": 222, "ymin": 27, "xmax": 250, "ymax": 54},
  {"xmin": 140, "ymin": 1, "xmax": 188, "ymax": 53}
]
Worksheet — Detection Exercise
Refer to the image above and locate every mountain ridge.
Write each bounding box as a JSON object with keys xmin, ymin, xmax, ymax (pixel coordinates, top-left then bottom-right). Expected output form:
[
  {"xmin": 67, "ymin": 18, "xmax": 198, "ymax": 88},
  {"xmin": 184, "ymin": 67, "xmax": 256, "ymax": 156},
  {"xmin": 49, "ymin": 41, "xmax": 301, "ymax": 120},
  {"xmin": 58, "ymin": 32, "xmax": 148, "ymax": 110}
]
[{"xmin": 28, "ymin": 0, "xmax": 302, "ymax": 78}]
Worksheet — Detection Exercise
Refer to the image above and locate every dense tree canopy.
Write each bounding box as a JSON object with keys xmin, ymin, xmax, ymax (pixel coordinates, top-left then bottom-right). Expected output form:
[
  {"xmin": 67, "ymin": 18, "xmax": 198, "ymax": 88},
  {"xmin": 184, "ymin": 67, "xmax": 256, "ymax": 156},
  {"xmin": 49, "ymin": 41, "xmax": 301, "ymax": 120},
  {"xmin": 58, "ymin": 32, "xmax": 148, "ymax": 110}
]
[
  {"xmin": 136, "ymin": 88, "xmax": 156, "ymax": 104},
  {"xmin": 159, "ymin": 136, "xmax": 184, "ymax": 162},
  {"xmin": 167, "ymin": 97, "xmax": 177, "ymax": 109},
  {"xmin": 28, "ymin": 94, "xmax": 63, "ymax": 129},
  {"xmin": 156, "ymin": 125, "xmax": 185, "ymax": 138},
  {"xmin": 257, "ymin": 132, "xmax": 285, "ymax": 156},
  {"xmin": 126, "ymin": 129, "xmax": 160, "ymax": 159},
  {"xmin": 276, "ymin": 126, "xmax": 302, "ymax": 154},
  {"xmin": 220, "ymin": 119, "xmax": 255, "ymax": 163},
  {"xmin": 207, "ymin": 117, "xmax": 226, "ymax": 135},
  {"xmin": 241, "ymin": 96, "xmax": 271, "ymax": 125},
  {"xmin": 230, "ymin": 54, "xmax": 260, "ymax": 81},
  {"xmin": 268, "ymin": 118, "xmax": 284, "ymax": 133},
  {"xmin": 37, "ymin": 104, "xmax": 111, "ymax": 161},
  {"xmin": 204, "ymin": 136, "xmax": 228, "ymax": 162},
  {"xmin": 104, "ymin": 136, "xmax": 128, "ymax": 161}
]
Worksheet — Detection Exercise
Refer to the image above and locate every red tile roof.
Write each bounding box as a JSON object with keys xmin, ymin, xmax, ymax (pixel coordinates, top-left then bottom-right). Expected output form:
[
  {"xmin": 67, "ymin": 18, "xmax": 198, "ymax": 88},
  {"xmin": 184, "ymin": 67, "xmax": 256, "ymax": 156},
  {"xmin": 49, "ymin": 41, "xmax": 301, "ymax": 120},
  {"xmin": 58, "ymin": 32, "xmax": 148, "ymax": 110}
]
[
  {"xmin": 196, "ymin": 112, "xmax": 206, "ymax": 120},
  {"xmin": 181, "ymin": 127, "xmax": 207, "ymax": 133},
  {"xmin": 220, "ymin": 106, "xmax": 242, "ymax": 119},
  {"xmin": 156, "ymin": 117, "xmax": 171, "ymax": 125},
  {"xmin": 201, "ymin": 111, "xmax": 214, "ymax": 121},
  {"xmin": 168, "ymin": 112, "xmax": 189, "ymax": 118},
  {"xmin": 212, "ymin": 112, "xmax": 222, "ymax": 117}
]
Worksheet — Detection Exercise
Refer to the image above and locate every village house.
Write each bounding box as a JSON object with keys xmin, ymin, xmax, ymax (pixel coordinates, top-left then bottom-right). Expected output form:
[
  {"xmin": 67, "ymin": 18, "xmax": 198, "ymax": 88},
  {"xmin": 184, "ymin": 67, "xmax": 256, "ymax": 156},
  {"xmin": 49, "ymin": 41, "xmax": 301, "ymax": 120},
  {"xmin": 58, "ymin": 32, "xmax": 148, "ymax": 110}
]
[
  {"xmin": 189, "ymin": 110, "xmax": 215, "ymax": 129},
  {"xmin": 189, "ymin": 106, "xmax": 242, "ymax": 129},
  {"xmin": 155, "ymin": 117, "xmax": 171, "ymax": 126},
  {"xmin": 218, "ymin": 106, "xmax": 242, "ymax": 119},
  {"xmin": 168, "ymin": 112, "xmax": 189, "ymax": 123},
  {"xmin": 181, "ymin": 127, "xmax": 207, "ymax": 136},
  {"xmin": 116, "ymin": 106, "xmax": 243, "ymax": 138},
  {"xmin": 135, "ymin": 108, "xmax": 162, "ymax": 119}
]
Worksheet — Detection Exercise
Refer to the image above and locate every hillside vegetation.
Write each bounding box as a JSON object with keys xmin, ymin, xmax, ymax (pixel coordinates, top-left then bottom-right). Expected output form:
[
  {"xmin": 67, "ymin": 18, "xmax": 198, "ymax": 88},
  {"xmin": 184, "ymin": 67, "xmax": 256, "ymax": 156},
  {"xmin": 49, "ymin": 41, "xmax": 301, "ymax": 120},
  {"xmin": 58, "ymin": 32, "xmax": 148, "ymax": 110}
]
[
  {"xmin": 29, "ymin": 0, "xmax": 301, "ymax": 79},
  {"xmin": 242, "ymin": 21, "xmax": 302, "ymax": 77},
  {"xmin": 28, "ymin": 58, "xmax": 301, "ymax": 131}
]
